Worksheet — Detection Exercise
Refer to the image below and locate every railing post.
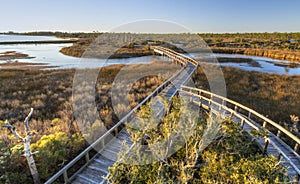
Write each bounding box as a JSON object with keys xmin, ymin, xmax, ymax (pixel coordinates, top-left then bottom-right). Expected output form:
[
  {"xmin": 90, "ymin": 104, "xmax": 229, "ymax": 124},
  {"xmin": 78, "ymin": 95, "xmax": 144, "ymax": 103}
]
[
  {"xmin": 218, "ymin": 99, "xmax": 222, "ymax": 111},
  {"xmin": 101, "ymin": 139, "xmax": 105, "ymax": 148},
  {"xmin": 248, "ymin": 111, "xmax": 251, "ymax": 119},
  {"xmin": 277, "ymin": 130, "xmax": 281, "ymax": 138},
  {"xmin": 85, "ymin": 152, "xmax": 90, "ymax": 163},
  {"xmin": 234, "ymin": 105, "xmax": 238, "ymax": 112},
  {"xmin": 63, "ymin": 171, "xmax": 69, "ymax": 183},
  {"xmin": 263, "ymin": 138, "xmax": 269, "ymax": 154},
  {"xmin": 294, "ymin": 143, "xmax": 299, "ymax": 152},
  {"xmin": 199, "ymin": 95, "xmax": 202, "ymax": 107},
  {"xmin": 263, "ymin": 121, "xmax": 267, "ymax": 128},
  {"xmin": 220, "ymin": 99, "xmax": 224, "ymax": 111},
  {"xmin": 114, "ymin": 128, "xmax": 118, "ymax": 135},
  {"xmin": 293, "ymin": 174, "xmax": 299, "ymax": 183},
  {"xmin": 240, "ymin": 118, "xmax": 245, "ymax": 128},
  {"xmin": 230, "ymin": 110, "xmax": 234, "ymax": 119},
  {"xmin": 277, "ymin": 152, "xmax": 282, "ymax": 161}
]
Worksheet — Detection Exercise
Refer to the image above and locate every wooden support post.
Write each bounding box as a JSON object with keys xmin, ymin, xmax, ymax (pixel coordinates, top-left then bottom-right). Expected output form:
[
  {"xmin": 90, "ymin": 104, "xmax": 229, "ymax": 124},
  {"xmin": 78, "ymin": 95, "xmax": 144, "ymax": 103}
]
[
  {"xmin": 230, "ymin": 111, "xmax": 233, "ymax": 118},
  {"xmin": 263, "ymin": 138, "xmax": 269, "ymax": 154},
  {"xmin": 262, "ymin": 121, "xmax": 267, "ymax": 128},
  {"xmin": 199, "ymin": 96, "xmax": 202, "ymax": 107},
  {"xmin": 240, "ymin": 119, "xmax": 245, "ymax": 128},
  {"xmin": 221, "ymin": 100, "xmax": 224, "ymax": 111},
  {"xmin": 277, "ymin": 130, "xmax": 281, "ymax": 138},
  {"xmin": 277, "ymin": 152, "xmax": 282, "ymax": 161},
  {"xmin": 85, "ymin": 152, "xmax": 90, "ymax": 163},
  {"xmin": 234, "ymin": 105, "xmax": 238, "ymax": 112},
  {"xmin": 248, "ymin": 111, "xmax": 251, "ymax": 119},
  {"xmin": 294, "ymin": 143, "xmax": 299, "ymax": 152},
  {"xmin": 63, "ymin": 171, "xmax": 69, "ymax": 183},
  {"xmin": 293, "ymin": 174, "xmax": 299, "ymax": 184},
  {"xmin": 101, "ymin": 139, "xmax": 105, "ymax": 148}
]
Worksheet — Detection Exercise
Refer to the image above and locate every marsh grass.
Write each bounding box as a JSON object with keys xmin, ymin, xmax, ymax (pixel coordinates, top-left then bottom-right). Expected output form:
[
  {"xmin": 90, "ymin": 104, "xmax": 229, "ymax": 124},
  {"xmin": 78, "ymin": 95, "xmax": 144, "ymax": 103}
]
[
  {"xmin": 193, "ymin": 65, "xmax": 300, "ymax": 139},
  {"xmin": 0, "ymin": 60, "xmax": 179, "ymax": 183}
]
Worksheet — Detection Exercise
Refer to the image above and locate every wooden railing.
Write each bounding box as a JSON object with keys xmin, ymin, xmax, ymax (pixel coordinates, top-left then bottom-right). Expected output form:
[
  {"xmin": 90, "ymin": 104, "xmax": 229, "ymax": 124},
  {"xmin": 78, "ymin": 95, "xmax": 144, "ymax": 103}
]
[
  {"xmin": 180, "ymin": 85, "xmax": 300, "ymax": 179},
  {"xmin": 151, "ymin": 46, "xmax": 198, "ymax": 66}
]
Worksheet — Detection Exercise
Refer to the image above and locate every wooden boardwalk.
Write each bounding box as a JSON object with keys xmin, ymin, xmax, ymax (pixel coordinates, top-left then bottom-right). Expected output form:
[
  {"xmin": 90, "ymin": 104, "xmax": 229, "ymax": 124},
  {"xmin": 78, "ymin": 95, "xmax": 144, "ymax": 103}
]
[
  {"xmin": 45, "ymin": 46, "xmax": 197, "ymax": 184},
  {"xmin": 46, "ymin": 46, "xmax": 300, "ymax": 183}
]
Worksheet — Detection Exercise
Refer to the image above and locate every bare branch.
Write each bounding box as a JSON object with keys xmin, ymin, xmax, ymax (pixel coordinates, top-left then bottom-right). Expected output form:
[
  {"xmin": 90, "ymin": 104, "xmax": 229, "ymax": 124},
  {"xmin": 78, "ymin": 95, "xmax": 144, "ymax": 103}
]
[
  {"xmin": 24, "ymin": 108, "xmax": 34, "ymax": 135},
  {"xmin": 2, "ymin": 120, "xmax": 24, "ymax": 139}
]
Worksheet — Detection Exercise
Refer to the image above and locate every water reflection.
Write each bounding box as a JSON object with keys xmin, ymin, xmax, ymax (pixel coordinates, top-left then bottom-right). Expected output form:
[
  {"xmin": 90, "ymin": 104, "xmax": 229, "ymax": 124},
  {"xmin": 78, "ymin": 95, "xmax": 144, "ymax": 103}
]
[
  {"xmin": 192, "ymin": 53, "xmax": 300, "ymax": 75},
  {"xmin": 0, "ymin": 34, "xmax": 299, "ymax": 75}
]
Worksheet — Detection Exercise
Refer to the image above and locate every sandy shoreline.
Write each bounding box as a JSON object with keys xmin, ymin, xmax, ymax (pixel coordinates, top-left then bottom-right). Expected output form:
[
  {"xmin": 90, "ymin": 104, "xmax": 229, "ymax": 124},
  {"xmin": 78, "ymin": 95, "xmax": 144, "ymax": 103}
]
[
  {"xmin": 0, "ymin": 51, "xmax": 35, "ymax": 60},
  {"xmin": 0, "ymin": 50, "xmax": 56, "ymax": 70},
  {"xmin": 0, "ymin": 62, "xmax": 56, "ymax": 70}
]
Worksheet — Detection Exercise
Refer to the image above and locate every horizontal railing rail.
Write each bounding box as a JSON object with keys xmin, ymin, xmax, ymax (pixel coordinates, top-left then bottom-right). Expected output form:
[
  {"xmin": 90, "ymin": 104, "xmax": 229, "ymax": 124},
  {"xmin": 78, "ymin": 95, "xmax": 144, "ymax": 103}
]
[
  {"xmin": 180, "ymin": 85, "xmax": 300, "ymax": 146},
  {"xmin": 180, "ymin": 85, "xmax": 300, "ymax": 179}
]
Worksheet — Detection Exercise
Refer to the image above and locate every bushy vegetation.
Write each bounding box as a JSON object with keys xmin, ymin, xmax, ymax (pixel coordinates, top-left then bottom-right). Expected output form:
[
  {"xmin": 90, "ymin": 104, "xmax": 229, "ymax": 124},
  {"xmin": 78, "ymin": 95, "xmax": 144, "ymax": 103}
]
[
  {"xmin": 108, "ymin": 97, "xmax": 288, "ymax": 183},
  {"xmin": 0, "ymin": 61, "xmax": 178, "ymax": 183},
  {"xmin": 200, "ymin": 32, "xmax": 300, "ymax": 47}
]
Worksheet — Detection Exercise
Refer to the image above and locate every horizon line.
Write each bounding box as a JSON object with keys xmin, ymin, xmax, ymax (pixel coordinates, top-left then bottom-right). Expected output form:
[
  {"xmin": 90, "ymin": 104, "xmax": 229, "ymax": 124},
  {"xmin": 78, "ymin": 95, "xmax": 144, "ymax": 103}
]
[{"xmin": 1, "ymin": 30, "xmax": 300, "ymax": 34}]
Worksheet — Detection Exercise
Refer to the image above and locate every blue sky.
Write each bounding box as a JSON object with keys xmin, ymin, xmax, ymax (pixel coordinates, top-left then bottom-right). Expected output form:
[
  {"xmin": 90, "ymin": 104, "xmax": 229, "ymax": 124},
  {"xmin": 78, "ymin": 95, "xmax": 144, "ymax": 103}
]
[{"xmin": 1, "ymin": 0, "xmax": 299, "ymax": 33}]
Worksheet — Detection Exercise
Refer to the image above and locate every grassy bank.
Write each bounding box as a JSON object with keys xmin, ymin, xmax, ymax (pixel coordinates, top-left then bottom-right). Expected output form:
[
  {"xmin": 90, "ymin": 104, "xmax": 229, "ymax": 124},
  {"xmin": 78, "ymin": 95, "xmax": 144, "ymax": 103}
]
[
  {"xmin": 59, "ymin": 39, "xmax": 154, "ymax": 58},
  {"xmin": 211, "ymin": 47, "xmax": 300, "ymax": 62},
  {"xmin": 192, "ymin": 65, "xmax": 300, "ymax": 133},
  {"xmin": 0, "ymin": 51, "xmax": 34, "ymax": 60}
]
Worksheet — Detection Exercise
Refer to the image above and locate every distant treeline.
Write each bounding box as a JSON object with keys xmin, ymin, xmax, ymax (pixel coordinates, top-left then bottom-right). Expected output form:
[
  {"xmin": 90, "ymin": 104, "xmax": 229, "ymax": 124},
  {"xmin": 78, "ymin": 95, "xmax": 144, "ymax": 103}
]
[
  {"xmin": 3, "ymin": 31, "xmax": 300, "ymax": 40},
  {"xmin": 4, "ymin": 31, "xmax": 300, "ymax": 61},
  {"xmin": 199, "ymin": 32, "xmax": 300, "ymax": 41}
]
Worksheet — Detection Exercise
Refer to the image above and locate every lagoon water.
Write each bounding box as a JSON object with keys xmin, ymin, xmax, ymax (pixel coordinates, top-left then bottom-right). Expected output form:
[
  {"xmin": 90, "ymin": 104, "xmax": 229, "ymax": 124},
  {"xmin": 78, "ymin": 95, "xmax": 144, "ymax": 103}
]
[
  {"xmin": 0, "ymin": 34, "xmax": 160, "ymax": 69},
  {"xmin": 0, "ymin": 34, "xmax": 61, "ymax": 42},
  {"xmin": 1, "ymin": 34, "xmax": 300, "ymax": 75},
  {"xmin": 190, "ymin": 53, "xmax": 300, "ymax": 75}
]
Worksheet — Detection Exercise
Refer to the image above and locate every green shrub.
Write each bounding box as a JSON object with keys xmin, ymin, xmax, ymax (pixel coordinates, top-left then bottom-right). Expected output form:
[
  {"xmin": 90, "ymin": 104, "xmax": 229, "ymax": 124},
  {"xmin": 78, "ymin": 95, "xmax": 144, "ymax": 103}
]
[{"xmin": 108, "ymin": 97, "xmax": 288, "ymax": 183}]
